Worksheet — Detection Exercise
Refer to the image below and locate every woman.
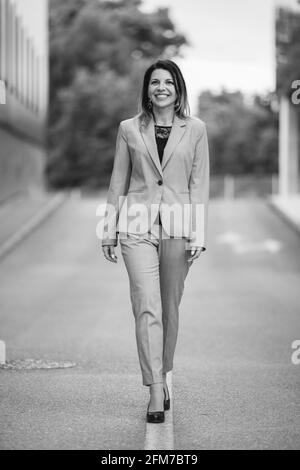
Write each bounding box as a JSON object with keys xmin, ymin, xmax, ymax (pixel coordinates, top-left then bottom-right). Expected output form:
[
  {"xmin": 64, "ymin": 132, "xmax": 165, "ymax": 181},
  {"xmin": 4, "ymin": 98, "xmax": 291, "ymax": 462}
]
[{"xmin": 102, "ymin": 59, "xmax": 210, "ymax": 423}]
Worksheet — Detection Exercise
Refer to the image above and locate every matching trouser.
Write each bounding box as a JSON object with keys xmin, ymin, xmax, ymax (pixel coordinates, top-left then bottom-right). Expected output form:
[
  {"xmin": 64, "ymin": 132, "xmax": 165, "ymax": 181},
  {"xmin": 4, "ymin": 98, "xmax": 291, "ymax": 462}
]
[{"xmin": 119, "ymin": 213, "xmax": 193, "ymax": 386}]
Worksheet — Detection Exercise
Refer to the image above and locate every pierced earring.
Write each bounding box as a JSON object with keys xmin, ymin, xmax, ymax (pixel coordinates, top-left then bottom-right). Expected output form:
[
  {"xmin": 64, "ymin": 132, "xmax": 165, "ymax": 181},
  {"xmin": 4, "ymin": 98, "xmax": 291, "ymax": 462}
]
[{"xmin": 147, "ymin": 98, "xmax": 153, "ymax": 109}]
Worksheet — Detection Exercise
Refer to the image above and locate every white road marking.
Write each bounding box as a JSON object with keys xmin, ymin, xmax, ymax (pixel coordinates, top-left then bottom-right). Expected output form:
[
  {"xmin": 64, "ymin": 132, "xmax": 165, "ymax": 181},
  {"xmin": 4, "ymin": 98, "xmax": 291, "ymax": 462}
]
[
  {"xmin": 144, "ymin": 371, "xmax": 174, "ymax": 450},
  {"xmin": 216, "ymin": 232, "xmax": 283, "ymax": 254},
  {"xmin": 215, "ymin": 231, "xmax": 244, "ymax": 245},
  {"xmin": 233, "ymin": 238, "xmax": 282, "ymax": 254}
]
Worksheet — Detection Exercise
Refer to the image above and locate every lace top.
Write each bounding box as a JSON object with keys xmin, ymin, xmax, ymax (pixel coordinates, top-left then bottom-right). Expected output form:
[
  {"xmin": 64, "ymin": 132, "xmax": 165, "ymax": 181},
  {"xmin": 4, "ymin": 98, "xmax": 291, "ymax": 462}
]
[{"xmin": 155, "ymin": 125, "xmax": 172, "ymax": 163}]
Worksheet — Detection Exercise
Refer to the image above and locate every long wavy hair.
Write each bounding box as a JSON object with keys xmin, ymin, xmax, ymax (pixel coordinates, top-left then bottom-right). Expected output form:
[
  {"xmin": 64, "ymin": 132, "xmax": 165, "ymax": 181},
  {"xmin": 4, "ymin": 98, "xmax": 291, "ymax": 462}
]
[{"xmin": 139, "ymin": 59, "xmax": 190, "ymax": 123}]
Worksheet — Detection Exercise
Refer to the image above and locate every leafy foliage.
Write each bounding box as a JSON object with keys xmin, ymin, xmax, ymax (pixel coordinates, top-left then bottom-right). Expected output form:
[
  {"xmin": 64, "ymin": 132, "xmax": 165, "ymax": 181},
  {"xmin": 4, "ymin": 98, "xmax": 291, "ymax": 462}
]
[
  {"xmin": 47, "ymin": 0, "xmax": 187, "ymax": 188},
  {"xmin": 276, "ymin": 6, "xmax": 300, "ymax": 103},
  {"xmin": 198, "ymin": 90, "xmax": 279, "ymax": 175}
]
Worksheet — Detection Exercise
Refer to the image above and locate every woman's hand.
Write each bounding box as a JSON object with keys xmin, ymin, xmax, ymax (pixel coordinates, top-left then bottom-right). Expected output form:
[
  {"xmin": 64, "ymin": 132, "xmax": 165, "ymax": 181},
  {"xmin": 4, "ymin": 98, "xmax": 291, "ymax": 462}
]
[
  {"xmin": 188, "ymin": 247, "xmax": 202, "ymax": 262},
  {"xmin": 102, "ymin": 245, "xmax": 118, "ymax": 263}
]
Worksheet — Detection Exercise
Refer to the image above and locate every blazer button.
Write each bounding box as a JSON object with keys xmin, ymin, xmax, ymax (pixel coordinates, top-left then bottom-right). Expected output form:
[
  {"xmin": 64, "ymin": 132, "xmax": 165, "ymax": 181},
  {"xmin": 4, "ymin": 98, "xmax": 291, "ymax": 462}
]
[{"xmin": 157, "ymin": 180, "xmax": 163, "ymax": 186}]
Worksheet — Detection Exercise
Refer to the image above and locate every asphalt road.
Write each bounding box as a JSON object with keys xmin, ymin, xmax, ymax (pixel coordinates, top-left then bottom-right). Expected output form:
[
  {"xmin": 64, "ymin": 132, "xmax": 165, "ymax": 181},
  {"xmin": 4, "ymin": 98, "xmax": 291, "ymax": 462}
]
[{"xmin": 0, "ymin": 196, "xmax": 300, "ymax": 450}]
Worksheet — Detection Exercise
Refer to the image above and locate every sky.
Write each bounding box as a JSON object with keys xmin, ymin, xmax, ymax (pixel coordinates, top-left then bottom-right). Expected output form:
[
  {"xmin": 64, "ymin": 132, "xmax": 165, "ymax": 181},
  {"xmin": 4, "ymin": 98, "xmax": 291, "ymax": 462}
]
[
  {"xmin": 141, "ymin": 0, "xmax": 300, "ymax": 112},
  {"xmin": 14, "ymin": 0, "xmax": 48, "ymax": 57}
]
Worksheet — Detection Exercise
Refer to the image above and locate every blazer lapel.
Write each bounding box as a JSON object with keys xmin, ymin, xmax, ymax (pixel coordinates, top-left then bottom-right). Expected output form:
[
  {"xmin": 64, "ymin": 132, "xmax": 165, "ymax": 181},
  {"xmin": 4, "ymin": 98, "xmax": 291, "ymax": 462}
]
[
  {"xmin": 139, "ymin": 114, "xmax": 187, "ymax": 176},
  {"xmin": 161, "ymin": 115, "xmax": 187, "ymax": 170},
  {"xmin": 140, "ymin": 116, "xmax": 163, "ymax": 178}
]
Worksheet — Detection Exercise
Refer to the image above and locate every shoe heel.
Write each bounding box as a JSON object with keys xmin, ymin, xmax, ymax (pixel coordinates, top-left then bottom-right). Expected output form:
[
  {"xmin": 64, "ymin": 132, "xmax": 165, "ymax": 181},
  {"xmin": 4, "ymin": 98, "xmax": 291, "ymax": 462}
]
[{"xmin": 163, "ymin": 386, "xmax": 170, "ymax": 411}]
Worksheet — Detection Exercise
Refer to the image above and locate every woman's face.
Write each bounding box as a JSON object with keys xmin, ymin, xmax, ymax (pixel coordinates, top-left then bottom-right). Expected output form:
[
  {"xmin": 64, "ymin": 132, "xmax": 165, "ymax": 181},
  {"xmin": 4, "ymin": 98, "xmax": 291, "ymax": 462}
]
[{"xmin": 148, "ymin": 68, "xmax": 177, "ymax": 110}]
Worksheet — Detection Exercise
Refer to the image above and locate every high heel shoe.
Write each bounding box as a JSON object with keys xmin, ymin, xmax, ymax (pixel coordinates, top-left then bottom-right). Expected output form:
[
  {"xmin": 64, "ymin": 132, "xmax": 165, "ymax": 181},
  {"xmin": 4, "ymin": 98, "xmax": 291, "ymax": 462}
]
[
  {"xmin": 146, "ymin": 403, "xmax": 165, "ymax": 423},
  {"xmin": 163, "ymin": 384, "xmax": 170, "ymax": 411}
]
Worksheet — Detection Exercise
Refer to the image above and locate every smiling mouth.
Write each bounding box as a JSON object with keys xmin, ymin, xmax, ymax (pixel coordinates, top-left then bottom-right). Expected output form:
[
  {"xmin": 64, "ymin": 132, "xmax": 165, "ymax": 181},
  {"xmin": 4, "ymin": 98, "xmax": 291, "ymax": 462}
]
[{"xmin": 155, "ymin": 94, "xmax": 169, "ymax": 97}]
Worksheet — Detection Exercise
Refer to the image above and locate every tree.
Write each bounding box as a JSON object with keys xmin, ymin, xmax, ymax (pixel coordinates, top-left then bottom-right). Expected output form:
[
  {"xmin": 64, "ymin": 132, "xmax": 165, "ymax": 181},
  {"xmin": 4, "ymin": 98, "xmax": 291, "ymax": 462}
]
[
  {"xmin": 276, "ymin": 6, "xmax": 300, "ymax": 103},
  {"xmin": 47, "ymin": 0, "xmax": 187, "ymax": 188},
  {"xmin": 197, "ymin": 89, "xmax": 278, "ymax": 175}
]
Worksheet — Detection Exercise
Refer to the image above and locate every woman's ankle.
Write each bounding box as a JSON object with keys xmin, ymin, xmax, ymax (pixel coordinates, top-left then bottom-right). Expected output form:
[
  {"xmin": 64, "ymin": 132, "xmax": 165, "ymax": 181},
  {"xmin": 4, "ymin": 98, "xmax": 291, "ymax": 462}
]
[{"xmin": 150, "ymin": 382, "xmax": 163, "ymax": 390}]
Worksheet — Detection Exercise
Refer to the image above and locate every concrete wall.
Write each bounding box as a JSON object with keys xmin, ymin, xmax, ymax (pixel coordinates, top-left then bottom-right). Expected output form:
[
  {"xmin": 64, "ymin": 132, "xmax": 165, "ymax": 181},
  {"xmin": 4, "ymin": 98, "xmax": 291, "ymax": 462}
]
[
  {"xmin": 0, "ymin": 127, "xmax": 46, "ymax": 202},
  {"xmin": 279, "ymin": 96, "xmax": 299, "ymax": 195}
]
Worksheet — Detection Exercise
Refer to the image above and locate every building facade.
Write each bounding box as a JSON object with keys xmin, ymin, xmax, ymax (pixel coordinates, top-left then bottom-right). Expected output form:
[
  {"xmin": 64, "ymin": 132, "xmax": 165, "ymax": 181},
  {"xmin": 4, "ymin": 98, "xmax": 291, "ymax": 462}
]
[
  {"xmin": 275, "ymin": 0, "xmax": 300, "ymax": 195},
  {"xmin": 0, "ymin": 0, "xmax": 48, "ymax": 202}
]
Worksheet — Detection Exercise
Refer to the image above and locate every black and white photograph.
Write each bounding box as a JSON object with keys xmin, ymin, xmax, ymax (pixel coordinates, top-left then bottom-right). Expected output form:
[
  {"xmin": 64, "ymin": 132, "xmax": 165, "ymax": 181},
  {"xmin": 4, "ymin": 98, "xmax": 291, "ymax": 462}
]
[{"xmin": 0, "ymin": 0, "xmax": 300, "ymax": 452}]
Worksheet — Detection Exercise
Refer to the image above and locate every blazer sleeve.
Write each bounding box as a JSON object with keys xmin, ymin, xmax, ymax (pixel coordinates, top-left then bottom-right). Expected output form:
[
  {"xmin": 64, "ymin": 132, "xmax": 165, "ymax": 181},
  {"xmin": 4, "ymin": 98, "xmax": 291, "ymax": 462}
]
[
  {"xmin": 188, "ymin": 122, "xmax": 210, "ymax": 251},
  {"xmin": 101, "ymin": 122, "xmax": 132, "ymax": 247}
]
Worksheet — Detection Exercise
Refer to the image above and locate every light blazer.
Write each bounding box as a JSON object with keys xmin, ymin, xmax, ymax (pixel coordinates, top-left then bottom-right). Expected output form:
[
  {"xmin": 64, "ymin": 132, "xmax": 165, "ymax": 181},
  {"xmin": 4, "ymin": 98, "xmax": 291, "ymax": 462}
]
[{"xmin": 101, "ymin": 113, "xmax": 210, "ymax": 250}]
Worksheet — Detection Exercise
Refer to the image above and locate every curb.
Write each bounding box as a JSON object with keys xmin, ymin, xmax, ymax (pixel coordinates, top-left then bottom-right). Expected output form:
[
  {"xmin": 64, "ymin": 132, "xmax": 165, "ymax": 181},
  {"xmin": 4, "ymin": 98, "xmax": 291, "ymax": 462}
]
[
  {"xmin": 0, "ymin": 192, "xmax": 68, "ymax": 261},
  {"xmin": 266, "ymin": 197, "xmax": 300, "ymax": 238}
]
